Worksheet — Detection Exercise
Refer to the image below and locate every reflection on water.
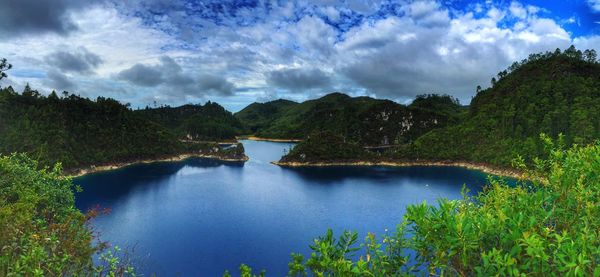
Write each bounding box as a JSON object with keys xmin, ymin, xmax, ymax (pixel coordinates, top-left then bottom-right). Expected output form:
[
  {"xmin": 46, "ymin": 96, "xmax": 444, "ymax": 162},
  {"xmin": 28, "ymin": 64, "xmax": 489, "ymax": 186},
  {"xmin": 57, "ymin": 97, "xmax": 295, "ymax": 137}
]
[{"xmin": 75, "ymin": 140, "xmax": 504, "ymax": 276}]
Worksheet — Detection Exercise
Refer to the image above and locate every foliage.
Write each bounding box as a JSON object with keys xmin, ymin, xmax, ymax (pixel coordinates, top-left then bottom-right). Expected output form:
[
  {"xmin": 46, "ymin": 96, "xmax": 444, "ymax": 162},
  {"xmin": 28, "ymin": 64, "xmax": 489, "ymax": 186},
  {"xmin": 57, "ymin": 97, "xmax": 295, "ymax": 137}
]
[
  {"xmin": 401, "ymin": 46, "xmax": 600, "ymax": 167},
  {"xmin": 222, "ymin": 264, "xmax": 266, "ymax": 277},
  {"xmin": 277, "ymin": 93, "xmax": 464, "ymax": 163},
  {"xmin": 0, "ymin": 154, "xmax": 134, "ymax": 276},
  {"xmin": 0, "ymin": 85, "xmax": 247, "ymax": 170},
  {"xmin": 138, "ymin": 101, "xmax": 247, "ymax": 141},
  {"xmin": 280, "ymin": 131, "xmax": 373, "ymax": 163},
  {"xmin": 276, "ymin": 47, "xmax": 600, "ymax": 168},
  {"xmin": 0, "ymin": 86, "xmax": 183, "ymax": 169},
  {"xmin": 235, "ymin": 99, "xmax": 298, "ymax": 133},
  {"xmin": 286, "ymin": 228, "xmax": 413, "ymax": 277},
  {"xmin": 186, "ymin": 142, "xmax": 247, "ymax": 160},
  {"xmin": 240, "ymin": 92, "xmax": 462, "ymax": 146},
  {"xmin": 0, "ymin": 58, "xmax": 11, "ymax": 81},
  {"xmin": 239, "ymin": 137, "xmax": 600, "ymax": 276}
]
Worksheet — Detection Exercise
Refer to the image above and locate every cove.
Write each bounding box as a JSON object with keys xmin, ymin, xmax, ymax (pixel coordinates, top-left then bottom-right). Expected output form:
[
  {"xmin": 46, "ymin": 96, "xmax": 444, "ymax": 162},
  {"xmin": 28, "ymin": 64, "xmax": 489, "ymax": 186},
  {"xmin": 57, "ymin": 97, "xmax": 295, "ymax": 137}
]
[{"xmin": 74, "ymin": 140, "xmax": 498, "ymax": 276}]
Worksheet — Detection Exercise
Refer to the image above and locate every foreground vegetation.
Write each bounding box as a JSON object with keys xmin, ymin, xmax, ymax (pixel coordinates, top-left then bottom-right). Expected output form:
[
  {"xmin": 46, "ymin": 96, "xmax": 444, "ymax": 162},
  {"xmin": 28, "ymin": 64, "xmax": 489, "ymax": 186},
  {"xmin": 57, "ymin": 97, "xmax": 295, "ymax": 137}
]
[
  {"xmin": 0, "ymin": 154, "xmax": 134, "ymax": 276},
  {"xmin": 237, "ymin": 136, "xmax": 600, "ymax": 276}
]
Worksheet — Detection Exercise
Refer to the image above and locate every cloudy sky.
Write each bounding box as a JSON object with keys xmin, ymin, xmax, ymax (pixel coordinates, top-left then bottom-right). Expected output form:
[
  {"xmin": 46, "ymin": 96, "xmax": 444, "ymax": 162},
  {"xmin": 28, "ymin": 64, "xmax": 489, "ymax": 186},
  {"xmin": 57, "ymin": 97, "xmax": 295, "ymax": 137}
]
[{"xmin": 0, "ymin": 0, "xmax": 599, "ymax": 111}]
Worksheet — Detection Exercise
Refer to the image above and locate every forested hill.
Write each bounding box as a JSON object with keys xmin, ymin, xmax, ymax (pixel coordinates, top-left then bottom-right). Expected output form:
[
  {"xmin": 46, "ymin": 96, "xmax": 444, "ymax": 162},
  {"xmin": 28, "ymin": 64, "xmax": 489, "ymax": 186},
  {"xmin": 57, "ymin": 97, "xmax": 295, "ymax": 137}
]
[
  {"xmin": 0, "ymin": 86, "xmax": 250, "ymax": 170},
  {"xmin": 136, "ymin": 102, "xmax": 246, "ymax": 141},
  {"xmin": 0, "ymin": 86, "xmax": 183, "ymax": 169},
  {"xmin": 235, "ymin": 99, "xmax": 298, "ymax": 133},
  {"xmin": 401, "ymin": 46, "xmax": 600, "ymax": 166},
  {"xmin": 236, "ymin": 92, "xmax": 463, "ymax": 146}
]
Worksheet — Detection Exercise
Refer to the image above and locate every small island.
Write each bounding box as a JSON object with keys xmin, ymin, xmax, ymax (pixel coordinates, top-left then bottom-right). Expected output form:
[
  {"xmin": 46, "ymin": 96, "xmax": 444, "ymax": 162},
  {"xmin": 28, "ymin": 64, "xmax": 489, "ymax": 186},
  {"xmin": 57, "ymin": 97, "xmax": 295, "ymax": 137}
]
[{"xmin": 69, "ymin": 142, "xmax": 248, "ymax": 177}]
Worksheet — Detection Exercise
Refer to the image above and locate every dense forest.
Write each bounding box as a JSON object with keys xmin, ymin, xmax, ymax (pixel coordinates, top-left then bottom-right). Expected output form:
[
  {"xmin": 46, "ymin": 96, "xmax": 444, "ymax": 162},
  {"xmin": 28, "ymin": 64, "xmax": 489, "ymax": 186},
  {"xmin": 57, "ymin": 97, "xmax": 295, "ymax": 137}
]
[
  {"xmin": 0, "ymin": 85, "xmax": 247, "ymax": 170},
  {"xmin": 0, "ymin": 86, "xmax": 182, "ymax": 169},
  {"xmin": 236, "ymin": 92, "xmax": 463, "ymax": 146},
  {"xmin": 281, "ymin": 46, "xmax": 600, "ymax": 168},
  {"xmin": 235, "ymin": 99, "xmax": 298, "ymax": 133},
  {"xmin": 137, "ymin": 102, "xmax": 247, "ymax": 141},
  {"xmin": 399, "ymin": 46, "xmax": 600, "ymax": 166},
  {"xmin": 278, "ymin": 131, "xmax": 374, "ymax": 163}
]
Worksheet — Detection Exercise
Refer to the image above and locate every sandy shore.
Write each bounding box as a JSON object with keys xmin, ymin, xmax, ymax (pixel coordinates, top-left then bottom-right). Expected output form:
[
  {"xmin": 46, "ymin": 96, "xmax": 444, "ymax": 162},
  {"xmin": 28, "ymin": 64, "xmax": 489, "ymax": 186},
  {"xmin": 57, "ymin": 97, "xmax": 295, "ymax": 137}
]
[
  {"xmin": 272, "ymin": 160, "xmax": 524, "ymax": 179},
  {"xmin": 67, "ymin": 153, "xmax": 249, "ymax": 178},
  {"xmin": 238, "ymin": 136, "xmax": 303, "ymax": 143}
]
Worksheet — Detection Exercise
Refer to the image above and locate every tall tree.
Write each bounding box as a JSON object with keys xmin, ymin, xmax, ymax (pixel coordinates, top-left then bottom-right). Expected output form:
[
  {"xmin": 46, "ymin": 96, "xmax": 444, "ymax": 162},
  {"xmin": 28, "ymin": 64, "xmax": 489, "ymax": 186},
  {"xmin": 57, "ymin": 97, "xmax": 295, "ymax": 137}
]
[{"xmin": 0, "ymin": 58, "xmax": 12, "ymax": 82}]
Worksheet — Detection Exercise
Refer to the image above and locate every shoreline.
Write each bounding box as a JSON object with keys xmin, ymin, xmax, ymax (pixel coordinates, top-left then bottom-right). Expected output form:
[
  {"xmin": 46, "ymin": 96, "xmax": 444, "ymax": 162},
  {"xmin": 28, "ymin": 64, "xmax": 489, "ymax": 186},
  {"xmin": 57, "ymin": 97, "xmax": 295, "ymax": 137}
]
[
  {"xmin": 67, "ymin": 153, "xmax": 249, "ymax": 178},
  {"xmin": 272, "ymin": 160, "xmax": 524, "ymax": 179},
  {"xmin": 238, "ymin": 136, "xmax": 303, "ymax": 143}
]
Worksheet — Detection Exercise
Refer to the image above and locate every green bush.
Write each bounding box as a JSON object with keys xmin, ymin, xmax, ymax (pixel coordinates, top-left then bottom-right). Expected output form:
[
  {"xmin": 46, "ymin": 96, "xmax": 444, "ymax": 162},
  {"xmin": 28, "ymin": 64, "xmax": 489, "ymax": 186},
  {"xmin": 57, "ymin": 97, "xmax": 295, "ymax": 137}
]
[{"xmin": 0, "ymin": 154, "xmax": 134, "ymax": 276}]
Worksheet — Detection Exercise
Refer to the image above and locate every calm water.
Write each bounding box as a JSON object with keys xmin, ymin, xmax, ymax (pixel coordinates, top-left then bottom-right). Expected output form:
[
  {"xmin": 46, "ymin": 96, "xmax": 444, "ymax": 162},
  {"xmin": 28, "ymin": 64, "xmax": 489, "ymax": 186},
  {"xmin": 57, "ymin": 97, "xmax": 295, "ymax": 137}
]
[{"xmin": 75, "ymin": 140, "xmax": 496, "ymax": 276}]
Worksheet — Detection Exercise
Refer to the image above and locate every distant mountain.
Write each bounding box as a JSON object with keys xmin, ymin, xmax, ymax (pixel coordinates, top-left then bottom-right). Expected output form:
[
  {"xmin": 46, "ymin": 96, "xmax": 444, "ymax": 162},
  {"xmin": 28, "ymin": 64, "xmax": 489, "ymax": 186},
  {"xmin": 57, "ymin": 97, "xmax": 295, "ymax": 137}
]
[
  {"xmin": 238, "ymin": 92, "xmax": 462, "ymax": 146},
  {"xmin": 137, "ymin": 101, "xmax": 247, "ymax": 141},
  {"xmin": 235, "ymin": 99, "xmax": 298, "ymax": 133},
  {"xmin": 400, "ymin": 46, "xmax": 600, "ymax": 166}
]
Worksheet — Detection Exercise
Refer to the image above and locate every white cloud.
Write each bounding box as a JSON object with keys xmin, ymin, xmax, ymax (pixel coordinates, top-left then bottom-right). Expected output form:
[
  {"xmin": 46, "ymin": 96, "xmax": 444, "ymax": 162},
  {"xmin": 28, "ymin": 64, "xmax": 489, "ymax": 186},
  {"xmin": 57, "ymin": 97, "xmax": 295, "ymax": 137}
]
[
  {"xmin": 0, "ymin": 5, "xmax": 179, "ymax": 92},
  {"xmin": 509, "ymin": 1, "xmax": 527, "ymax": 19},
  {"xmin": 588, "ymin": 0, "xmax": 600, "ymax": 12},
  {"xmin": 333, "ymin": 1, "xmax": 575, "ymax": 100},
  {"xmin": 0, "ymin": 0, "xmax": 598, "ymax": 109},
  {"xmin": 574, "ymin": 35, "xmax": 600, "ymax": 51},
  {"xmin": 322, "ymin": 6, "xmax": 340, "ymax": 22}
]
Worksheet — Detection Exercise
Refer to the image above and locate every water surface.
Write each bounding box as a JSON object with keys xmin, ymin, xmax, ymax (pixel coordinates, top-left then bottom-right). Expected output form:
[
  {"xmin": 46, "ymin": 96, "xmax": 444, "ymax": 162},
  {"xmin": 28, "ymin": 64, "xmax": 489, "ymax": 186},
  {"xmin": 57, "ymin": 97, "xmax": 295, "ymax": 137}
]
[{"xmin": 75, "ymin": 140, "xmax": 495, "ymax": 276}]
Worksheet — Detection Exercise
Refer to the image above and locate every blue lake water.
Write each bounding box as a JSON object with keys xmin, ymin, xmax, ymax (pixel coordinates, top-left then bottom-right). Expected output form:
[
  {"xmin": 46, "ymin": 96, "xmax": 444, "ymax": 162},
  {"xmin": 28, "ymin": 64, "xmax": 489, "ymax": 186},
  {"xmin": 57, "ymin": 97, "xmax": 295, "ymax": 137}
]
[{"xmin": 74, "ymin": 140, "xmax": 497, "ymax": 276}]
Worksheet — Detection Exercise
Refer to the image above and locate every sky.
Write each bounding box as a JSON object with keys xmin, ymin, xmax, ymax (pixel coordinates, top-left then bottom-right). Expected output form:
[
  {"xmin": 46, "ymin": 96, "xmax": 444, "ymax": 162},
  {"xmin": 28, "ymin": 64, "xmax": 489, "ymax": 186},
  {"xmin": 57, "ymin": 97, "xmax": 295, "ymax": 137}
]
[{"xmin": 0, "ymin": 0, "xmax": 599, "ymax": 111}]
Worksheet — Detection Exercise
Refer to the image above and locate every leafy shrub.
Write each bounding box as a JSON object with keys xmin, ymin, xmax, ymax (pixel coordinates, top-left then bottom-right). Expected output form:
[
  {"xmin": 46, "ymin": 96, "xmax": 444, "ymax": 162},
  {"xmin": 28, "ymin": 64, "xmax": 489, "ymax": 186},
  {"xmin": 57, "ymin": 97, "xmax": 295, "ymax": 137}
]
[{"xmin": 0, "ymin": 154, "xmax": 134, "ymax": 276}]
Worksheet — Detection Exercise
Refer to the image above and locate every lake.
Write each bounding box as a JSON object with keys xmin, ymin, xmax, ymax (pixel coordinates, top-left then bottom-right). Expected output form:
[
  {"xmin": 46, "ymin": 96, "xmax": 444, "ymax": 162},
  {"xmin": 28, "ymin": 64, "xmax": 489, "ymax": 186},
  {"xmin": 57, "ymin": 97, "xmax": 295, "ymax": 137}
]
[{"xmin": 75, "ymin": 140, "xmax": 496, "ymax": 276}]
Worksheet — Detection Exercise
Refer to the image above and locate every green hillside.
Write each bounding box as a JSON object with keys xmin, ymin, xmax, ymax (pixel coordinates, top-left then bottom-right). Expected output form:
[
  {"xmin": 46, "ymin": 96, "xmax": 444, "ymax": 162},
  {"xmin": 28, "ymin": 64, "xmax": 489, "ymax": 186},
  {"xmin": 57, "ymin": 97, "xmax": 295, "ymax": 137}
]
[
  {"xmin": 0, "ymin": 86, "xmax": 247, "ymax": 170},
  {"xmin": 137, "ymin": 101, "xmax": 247, "ymax": 141},
  {"xmin": 0, "ymin": 86, "xmax": 183, "ymax": 169},
  {"xmin": 278, "ymin": 47, "xmax": 599, "ymax": 167},
  {"xmin": 235, "ymin": 99, "xmax": 298, "ymax": 133},
  {"xmin": 242, "ymin": 92, "xmax": 462, "ymax": 146},
  {"xmin": 400, "ymin": 46, "xmax": 600, "ymax": 166}
]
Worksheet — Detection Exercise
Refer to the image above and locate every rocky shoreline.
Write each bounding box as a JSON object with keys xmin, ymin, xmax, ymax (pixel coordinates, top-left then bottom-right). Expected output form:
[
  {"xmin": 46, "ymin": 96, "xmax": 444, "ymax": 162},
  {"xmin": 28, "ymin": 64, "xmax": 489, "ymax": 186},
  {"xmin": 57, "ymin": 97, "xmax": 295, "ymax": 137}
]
[
  {"xmin": 67, "ymin": 153, "xmax": 248, "ymax": 178},
  {"xmin": 272, "ymin": 160, "xmax": 524, "ymax": 179}
]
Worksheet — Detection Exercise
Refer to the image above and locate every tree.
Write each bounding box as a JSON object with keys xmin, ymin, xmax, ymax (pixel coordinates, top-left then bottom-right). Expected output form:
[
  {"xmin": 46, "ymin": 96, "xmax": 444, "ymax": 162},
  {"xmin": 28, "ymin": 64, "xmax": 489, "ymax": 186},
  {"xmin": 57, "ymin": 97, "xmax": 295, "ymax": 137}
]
[
  {"xmin": 583, "ymin": 49, "xmax": 597, "ymax": 63},
  {"xmin": 0, "ymin": 58, "xmax": 12, "ymax": 82},
  {"xmin": 0, "ymin": 154, "xmax": 136, "ymax": 276}
]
